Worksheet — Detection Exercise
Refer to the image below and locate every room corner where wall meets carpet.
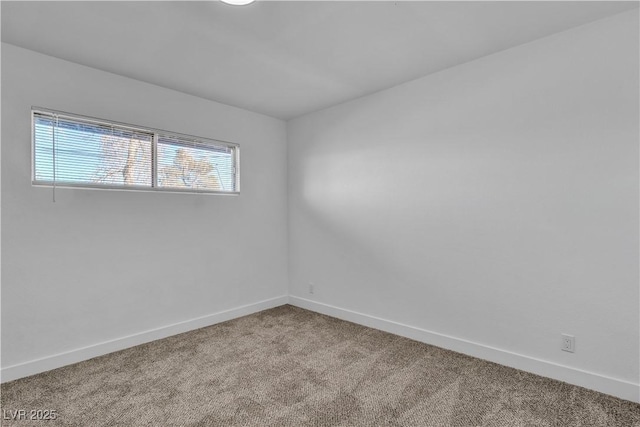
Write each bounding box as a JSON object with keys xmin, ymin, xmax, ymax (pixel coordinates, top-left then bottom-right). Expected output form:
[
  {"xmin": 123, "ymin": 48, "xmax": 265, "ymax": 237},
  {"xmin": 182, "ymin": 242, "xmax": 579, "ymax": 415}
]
[{"xmin": 1, "ymin": 306, "xmax": 639, "ymax": 426}]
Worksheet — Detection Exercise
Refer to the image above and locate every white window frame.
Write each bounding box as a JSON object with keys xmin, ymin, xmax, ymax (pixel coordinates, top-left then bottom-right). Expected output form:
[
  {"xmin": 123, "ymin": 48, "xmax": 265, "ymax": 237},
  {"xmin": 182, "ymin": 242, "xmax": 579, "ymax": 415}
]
[{"xmin": 31, "ymin": 107, "xmax": 240, "ymax": 195}]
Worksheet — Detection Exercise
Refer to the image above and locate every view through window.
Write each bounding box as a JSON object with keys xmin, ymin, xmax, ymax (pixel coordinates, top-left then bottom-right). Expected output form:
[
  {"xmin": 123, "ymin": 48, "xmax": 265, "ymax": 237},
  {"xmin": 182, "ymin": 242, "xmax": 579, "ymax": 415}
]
[{"xmin": 33, "ymin": 110, "xmax": 239, "ymax": 193}]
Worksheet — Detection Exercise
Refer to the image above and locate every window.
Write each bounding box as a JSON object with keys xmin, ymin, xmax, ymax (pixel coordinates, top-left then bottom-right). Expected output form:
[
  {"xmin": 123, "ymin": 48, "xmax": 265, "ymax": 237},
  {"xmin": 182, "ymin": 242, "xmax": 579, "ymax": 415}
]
[
  {"xmin": 32, "ymin": 109, "xmax": 239, "ymax": 194},
  {"xmin": 156, "ymin": 134, "xmax": 236, "ymax": 192}
]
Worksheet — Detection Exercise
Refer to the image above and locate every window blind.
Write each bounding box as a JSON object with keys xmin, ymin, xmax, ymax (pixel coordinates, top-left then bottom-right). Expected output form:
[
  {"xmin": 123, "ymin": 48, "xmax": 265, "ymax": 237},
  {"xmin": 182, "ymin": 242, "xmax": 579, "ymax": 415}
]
[
  {"xmin": 32, "ymin": 109, "xmax": 239, "ymax": 194},
  {"xmin": 34, "ymin": 112, "xmax": 153, "ymax": 187}
]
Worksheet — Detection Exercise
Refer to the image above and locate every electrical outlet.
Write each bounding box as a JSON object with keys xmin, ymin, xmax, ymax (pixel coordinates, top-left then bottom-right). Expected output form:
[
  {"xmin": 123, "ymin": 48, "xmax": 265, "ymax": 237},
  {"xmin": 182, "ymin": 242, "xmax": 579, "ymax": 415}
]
[
  {"xmin": 309, "ymin": 282, "xmax": 314, "ymax": 294},
  {"xmin": 561, "ymin": 334, "xmax": 575, "ymax": 353}
]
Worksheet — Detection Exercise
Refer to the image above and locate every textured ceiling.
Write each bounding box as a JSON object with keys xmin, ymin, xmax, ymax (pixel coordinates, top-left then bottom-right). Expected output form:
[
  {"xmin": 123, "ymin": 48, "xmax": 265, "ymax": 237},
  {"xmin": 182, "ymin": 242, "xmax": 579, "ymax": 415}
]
[{"xmin": 2, "ymin": 1, "xmax": 638, "ymax": 119}]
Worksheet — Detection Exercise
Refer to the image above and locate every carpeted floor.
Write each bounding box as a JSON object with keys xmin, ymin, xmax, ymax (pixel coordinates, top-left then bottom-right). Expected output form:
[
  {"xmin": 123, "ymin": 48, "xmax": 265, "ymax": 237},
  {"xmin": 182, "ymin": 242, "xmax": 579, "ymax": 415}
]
[{"xmin": 1, "ymin": 305, "xmax": 639, "ymax": 426}]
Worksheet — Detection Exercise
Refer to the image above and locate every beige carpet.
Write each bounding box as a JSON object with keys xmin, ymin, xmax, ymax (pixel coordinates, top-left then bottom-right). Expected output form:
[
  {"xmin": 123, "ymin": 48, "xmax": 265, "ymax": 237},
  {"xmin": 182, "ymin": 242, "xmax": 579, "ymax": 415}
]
[{"xmin": 1, "ymin": 305, "xmax": 639, "ymax": 426}]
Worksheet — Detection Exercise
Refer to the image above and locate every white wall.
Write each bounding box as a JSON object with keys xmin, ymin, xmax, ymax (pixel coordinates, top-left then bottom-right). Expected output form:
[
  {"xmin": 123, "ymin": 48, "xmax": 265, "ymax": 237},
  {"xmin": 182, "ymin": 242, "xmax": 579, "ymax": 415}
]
[
  {"xmin": 288, "ymin": 11, "xmax": 639, "ymax": 401},
  {"xmin": 1, "ymin": 44, "xmax": 289, "ymax": 374}
]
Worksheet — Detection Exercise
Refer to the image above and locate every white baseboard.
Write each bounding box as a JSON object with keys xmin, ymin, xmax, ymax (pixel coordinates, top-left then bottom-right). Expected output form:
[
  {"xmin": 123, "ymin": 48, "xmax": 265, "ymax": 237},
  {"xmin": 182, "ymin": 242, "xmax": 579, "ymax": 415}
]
[
  {"xmin": 0, "ymin": 295, "xmax": 289, "ymax": 384},
  {"xmin": 289, "ymin": 296, "xmax": 640, "ymax": 404}
]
